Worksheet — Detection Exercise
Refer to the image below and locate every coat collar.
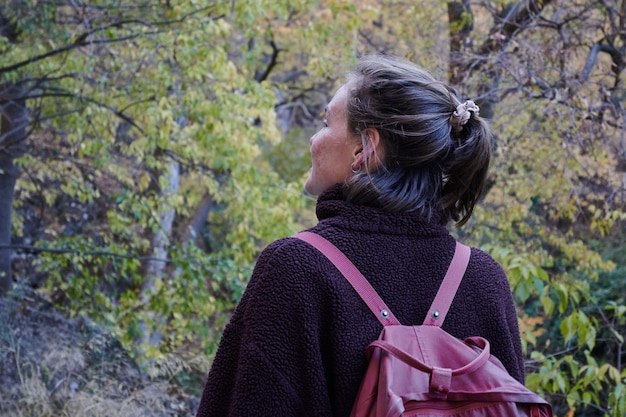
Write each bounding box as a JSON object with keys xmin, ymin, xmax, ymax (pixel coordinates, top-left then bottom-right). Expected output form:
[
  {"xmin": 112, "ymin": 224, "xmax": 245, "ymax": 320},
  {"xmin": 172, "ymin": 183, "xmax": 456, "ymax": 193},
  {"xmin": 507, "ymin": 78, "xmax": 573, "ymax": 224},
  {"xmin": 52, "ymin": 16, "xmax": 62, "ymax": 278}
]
[{"xmin": 314, "ymin": 184, "xmax": 449, "ymax": 237}]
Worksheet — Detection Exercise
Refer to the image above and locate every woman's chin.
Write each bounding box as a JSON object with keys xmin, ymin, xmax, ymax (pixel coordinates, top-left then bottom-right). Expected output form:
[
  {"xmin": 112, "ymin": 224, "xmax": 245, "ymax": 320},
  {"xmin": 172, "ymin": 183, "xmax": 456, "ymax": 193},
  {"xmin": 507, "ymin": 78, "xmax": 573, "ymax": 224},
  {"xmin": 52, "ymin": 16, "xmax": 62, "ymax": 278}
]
[
  {"xmin": 304, "ymin": 184, "xmax": 315, "ymax": 196},
  {"xmin": 304, "ymin": 179, "xmax": 319, "ymax": 196}
]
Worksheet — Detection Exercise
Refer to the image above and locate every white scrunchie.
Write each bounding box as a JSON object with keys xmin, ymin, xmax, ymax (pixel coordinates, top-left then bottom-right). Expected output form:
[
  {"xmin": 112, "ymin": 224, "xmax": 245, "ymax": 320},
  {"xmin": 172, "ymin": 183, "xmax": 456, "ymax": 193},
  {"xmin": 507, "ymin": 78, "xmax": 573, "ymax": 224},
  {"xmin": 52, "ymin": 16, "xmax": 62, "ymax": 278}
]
[{"xmin": 451, "ymin": 100, "xmax": 480, "ymax": 131}]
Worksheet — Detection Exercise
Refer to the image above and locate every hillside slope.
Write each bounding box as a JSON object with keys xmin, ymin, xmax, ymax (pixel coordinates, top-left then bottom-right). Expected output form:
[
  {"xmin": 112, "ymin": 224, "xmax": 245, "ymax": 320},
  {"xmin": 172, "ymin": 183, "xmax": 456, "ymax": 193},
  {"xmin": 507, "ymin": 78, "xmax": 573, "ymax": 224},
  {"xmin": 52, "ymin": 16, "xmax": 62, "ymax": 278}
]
[{"xmin": 0, "ymin": 290, "xmax": 200, "ymax": 417}]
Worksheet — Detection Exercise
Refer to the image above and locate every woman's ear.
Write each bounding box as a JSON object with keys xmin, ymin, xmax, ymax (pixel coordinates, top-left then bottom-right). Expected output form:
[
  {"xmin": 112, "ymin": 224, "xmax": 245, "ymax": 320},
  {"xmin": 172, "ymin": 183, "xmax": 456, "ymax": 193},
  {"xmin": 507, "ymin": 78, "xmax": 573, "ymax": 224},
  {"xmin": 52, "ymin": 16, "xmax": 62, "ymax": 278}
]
[
  {"xmin": 352, "ymin": 128, "xmax": 381, "ymax": 167},
  {"xmin": 363, "ymin": 127, "xmax": 381, "ymax": 158}
]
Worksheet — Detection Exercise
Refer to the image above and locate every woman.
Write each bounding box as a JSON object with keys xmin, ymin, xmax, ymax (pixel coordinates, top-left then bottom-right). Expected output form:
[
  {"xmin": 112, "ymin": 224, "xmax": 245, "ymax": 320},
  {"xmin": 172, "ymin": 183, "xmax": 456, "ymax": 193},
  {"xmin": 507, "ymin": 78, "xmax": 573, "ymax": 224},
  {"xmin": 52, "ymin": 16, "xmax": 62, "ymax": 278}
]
[{"xmin": 196, "ymin": 55, "xmax": 524, "ymax": 417}]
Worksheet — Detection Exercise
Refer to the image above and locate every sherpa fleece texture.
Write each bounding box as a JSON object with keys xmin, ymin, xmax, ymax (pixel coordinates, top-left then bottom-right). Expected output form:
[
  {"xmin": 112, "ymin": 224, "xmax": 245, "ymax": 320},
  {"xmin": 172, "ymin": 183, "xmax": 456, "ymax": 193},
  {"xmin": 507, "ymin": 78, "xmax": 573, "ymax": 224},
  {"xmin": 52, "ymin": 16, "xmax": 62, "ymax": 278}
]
[{"xmin": 196, "ymin": 184, "xmax": 525, "ymax": 417}]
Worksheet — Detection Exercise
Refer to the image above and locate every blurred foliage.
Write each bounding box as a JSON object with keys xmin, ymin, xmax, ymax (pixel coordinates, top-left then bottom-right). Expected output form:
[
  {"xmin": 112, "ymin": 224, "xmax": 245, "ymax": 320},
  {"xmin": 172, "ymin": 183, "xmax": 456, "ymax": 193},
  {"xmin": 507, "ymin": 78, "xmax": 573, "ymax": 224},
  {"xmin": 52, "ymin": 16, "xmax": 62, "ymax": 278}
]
[{"xmin": 1, "ymin": 0, "xmax": 624, "ymax": 415}]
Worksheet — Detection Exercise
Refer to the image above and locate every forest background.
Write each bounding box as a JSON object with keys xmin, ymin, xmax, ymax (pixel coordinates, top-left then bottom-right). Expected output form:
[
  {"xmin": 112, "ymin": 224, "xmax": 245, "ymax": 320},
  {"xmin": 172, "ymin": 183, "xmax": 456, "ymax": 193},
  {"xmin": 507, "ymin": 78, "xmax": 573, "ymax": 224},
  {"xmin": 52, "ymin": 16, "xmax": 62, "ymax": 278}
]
[{"xmin": 0, "ymin": 0, "xmax": 624, "ymax": 416}]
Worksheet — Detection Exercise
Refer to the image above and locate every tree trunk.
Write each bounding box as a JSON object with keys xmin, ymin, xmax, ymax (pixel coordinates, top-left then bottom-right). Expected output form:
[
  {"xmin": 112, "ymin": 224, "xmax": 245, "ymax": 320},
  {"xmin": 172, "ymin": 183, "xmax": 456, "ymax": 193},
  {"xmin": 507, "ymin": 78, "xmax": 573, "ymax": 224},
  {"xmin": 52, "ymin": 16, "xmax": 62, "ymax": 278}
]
[
  {"xmin": 0, "ymin": 84, "xmax": 27, "ymax": 296},
  {"xmin": 447, "ymin": 1, "xmax": 473, "ymax": 86},
  {"xmin": 448, "ymin": 0, "xmax": 554, "ymax": 120},
  {"xmin": 138, "ymin": 158, "xmax": 180, "ymax": 350},
  {"xmin": 179, "ymin": 193, "xmax": 215, "ymax": 247},
  {"xmin": 0, "ymin": 156, "xmax": 17, "ymax": 295},
  {"xmin": 143, "ymin": 159, "xmax": 180, "ymax": 288}
]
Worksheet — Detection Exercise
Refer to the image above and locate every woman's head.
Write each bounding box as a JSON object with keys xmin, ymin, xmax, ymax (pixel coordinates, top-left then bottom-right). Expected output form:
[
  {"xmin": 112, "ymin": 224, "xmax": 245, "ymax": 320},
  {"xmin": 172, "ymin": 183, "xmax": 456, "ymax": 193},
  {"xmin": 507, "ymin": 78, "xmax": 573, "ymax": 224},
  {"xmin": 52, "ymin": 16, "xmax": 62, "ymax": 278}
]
[{"xmin": 341, "ymin": 55, "xmax": 492, "ymax": 226}]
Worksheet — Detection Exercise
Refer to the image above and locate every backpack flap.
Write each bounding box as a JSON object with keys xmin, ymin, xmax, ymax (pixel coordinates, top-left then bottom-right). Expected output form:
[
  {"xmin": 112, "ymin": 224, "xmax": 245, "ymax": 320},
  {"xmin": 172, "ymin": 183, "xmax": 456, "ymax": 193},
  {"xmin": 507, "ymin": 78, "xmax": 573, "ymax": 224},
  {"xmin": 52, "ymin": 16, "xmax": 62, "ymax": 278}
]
[
  {"xmin": 353, "ymin": 325, "xmax": 551, "ymax": 415},
  {"xmin": 365, "ymin": 331, "xmax": 491, "ymax": 399}
]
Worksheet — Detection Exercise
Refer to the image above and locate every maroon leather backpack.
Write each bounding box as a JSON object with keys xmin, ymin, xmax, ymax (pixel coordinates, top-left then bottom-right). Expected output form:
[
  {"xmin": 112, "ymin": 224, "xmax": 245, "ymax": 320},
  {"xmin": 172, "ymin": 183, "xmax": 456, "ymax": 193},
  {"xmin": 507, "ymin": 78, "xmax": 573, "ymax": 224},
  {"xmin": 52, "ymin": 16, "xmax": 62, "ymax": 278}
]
[{"xmin": 294, "ymin": 231, "xmax": 552, "ymax": 417}]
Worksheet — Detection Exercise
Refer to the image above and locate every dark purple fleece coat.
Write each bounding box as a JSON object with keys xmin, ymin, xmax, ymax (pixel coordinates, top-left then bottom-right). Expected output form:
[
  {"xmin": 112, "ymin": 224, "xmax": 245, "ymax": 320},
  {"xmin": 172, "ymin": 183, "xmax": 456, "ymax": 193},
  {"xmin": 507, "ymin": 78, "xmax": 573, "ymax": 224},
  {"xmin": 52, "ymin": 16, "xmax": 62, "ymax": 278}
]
[{"xmin": 196, "ymin": 185, "xmax": 525, "ymax": 417}]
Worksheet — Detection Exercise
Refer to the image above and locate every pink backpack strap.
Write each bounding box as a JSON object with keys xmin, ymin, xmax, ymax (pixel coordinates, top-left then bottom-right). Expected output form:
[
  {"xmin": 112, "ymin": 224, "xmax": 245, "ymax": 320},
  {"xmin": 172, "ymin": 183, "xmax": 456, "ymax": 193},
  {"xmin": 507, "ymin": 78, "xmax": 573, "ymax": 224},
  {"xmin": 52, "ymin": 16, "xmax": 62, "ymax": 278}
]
[
  {"xmin": 293, "ymin": 231, "xmax": 401, "ymax": 326},
  {"xmin": 293, "ymin": 231, "xmax": 471, "ymax": 328},
  {"xmin": 422, "ymin": 241, "xmax": 471, "ymax": 327}
]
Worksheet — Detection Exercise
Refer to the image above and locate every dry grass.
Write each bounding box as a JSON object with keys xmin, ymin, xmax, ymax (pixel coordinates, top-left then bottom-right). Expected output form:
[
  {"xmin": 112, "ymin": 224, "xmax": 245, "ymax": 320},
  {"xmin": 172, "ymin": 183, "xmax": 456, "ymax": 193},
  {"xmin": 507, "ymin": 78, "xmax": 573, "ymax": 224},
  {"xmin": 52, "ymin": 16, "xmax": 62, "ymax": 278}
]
[{"xmin": 0, "ymin": 292, "xmax": 199, "ymax": 417}]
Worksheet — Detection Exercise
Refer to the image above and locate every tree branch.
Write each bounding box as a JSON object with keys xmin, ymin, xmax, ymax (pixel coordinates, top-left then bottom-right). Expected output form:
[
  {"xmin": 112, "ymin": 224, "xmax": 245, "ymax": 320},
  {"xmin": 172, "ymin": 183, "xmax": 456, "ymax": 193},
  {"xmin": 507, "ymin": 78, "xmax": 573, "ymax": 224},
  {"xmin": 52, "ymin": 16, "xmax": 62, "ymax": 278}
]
[
  {"xmin": 581, "ymin": 41, "xmax": 624, "ymax": 83},
  {"xmin": 580, "ymin": 42, "xmax": 602, "ymax": 83},
  {"xmin": 0, "ymin": 31, "xmax": 149, "ymax": 74},
  {"xmin": 0, "ymin": 6, "xmax": 222, "ymax": 75},
  {"xmin": 0, "ymin": 244, "xmax": 173, "ymax": 264},
  {"xmin": 254, "ymin": 38, "xmax": 281, "ymax": 83},
  {"xmin": 19, "ymin": 90, "xmax": 146, "ymax": 134},
  {"xmin": 464, "ymin": 0, "xmax": 554, "ymax": 77}
]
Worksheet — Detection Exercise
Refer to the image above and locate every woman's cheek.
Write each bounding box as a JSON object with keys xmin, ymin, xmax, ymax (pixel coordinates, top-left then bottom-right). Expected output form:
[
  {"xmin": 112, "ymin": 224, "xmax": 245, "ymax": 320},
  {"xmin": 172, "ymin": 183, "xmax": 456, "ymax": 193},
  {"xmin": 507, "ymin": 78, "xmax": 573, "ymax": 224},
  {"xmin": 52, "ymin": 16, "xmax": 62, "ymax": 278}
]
[{"xmin": 310, "ymin": 143, "xmax": 324, "ymax": 167}]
